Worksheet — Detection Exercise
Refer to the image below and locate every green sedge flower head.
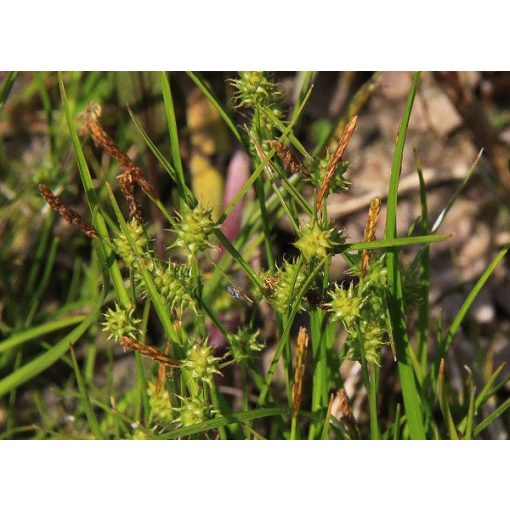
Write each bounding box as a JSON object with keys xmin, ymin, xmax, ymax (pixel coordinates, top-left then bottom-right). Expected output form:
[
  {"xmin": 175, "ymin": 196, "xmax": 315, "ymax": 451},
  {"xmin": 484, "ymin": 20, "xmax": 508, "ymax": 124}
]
[
  {"xmin": 171, "ymin": 203, "xmax": 215, "ymax": 264},
  {"xmin": 173, "ymin": 396, "xmax": 212, "ymax": 428},
  {"xmin": 327, "ymin": 282, "xmax": 363, "ymax": 327},
  {"xmin": 310, "ymin": 154, "xmax": 349, "ymax": 193},
  {"xmin": 147, "ymin": 382, "xmax": 173, "ymax": 424},
  {"xmin": 364, "ymin": 258, "xmax": 388, "ymax": 289},
  {"xmin": 151, "ymin": 261, "xmax": 198, "ymax": 316},
  {"xmin": 102, "ymin": 303, "xmax": 141, "ymax": 342},
  {"xmin": 227, "ymin": 327, "xmax": 263, "ymax": 362},
  {"xmin": 182, "ymin": 340, "xmax": 222, "ymax": 385},
  {"xmin": 131, "ymin": 429, "xmax": 148, "ymax": 440},
  {"xmin": 347, "ymin": 321, "xmax": 385, "ymax": 366},
  {"xmin": 263, "ymin": 259, "xmax": 307, "ymax": 314},
  {"xmin": 294, "ymin": 221, "xmax": 343, "ymax": 262},
  {"xmin": 114, "ymin": 219, "xmax": 150, "ymax": 266},
  {"xmin": 231, "ymin": 71, "xmax": 281, "ymax": 109}
]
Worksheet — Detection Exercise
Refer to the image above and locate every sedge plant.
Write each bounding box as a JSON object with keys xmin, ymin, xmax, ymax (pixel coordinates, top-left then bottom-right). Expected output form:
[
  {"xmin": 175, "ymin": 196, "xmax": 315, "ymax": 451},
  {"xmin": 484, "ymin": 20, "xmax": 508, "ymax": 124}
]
[{"xmin": 0, "ymin": 71, "xmax": 508, "ymax": 440}]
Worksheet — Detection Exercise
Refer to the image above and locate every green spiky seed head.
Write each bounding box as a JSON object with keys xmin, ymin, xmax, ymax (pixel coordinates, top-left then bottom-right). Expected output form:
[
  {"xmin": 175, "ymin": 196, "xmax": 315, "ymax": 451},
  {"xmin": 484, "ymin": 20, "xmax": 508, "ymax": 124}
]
[
  {"xmin": 328, "ymin": 282, "xmax": 363, "ymax": 327},
  {"xmin": 227, "ymin": 327, "xmax": 263, "ymax": 362},
  {"xmin": 114, "ymin": 219, "xmax": 150, "ymax": 266},
  {"xmin": 172, "ymin": 204, "xmax": 215, "ymax": 264},
  {"xmin": 131, "ymin": 429, "xmax": 148, "ymax": 440},
  {"xmin": 294, "ymin": 221, "xmax": 343, "ymax": 262},
  {"xmin": 347, "ymin": 321, "xmax": 385, "ymax": 365},
  {"xmin": 173, "ymin": 396, "xmax": 212, "ymax": 427},
  {"xmin": 182, "ymin": 341, "xmax": 222, "ymax": 385},
  {"xmin": 310, "ymin": 155, "xmax": 349, "ymax": 193},
  {"xmin": 102, "ymin": 303, "xmax": 141, "ymax": 342},
  {"xmin": 364, "ymin": 259, "xmax": 388, "ymax": 288},
  {"xmin": 147, "ymin": 382, "xmax": 173, "ymax": 424},
  {"xmin": 231, "ymin": 71, "xmax": 280, "ymax": 109},
  {"xmin": 150, "ymin": 261, "xmax": 198, "ymax": 316},
  {"xmin": 262, "ymin": 260, "xmax": 307, "ymax": 314}
]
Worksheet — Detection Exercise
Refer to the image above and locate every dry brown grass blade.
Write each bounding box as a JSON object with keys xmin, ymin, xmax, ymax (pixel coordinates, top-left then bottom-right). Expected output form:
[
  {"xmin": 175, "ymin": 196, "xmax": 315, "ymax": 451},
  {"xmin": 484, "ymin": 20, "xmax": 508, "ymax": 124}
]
[
  {"xmin": 118, "ymin": 336, "xmax": 180, "ymax": 368},
  {"xmin": 38, "ymin": 183, "xmax": 99, "ymax": 239},
  {"xmin": 292, "ymin": 326, "xmax": 309, "ymax": 418},
  {"xmin": 316, "ymin": 115, "xmax": 357, "ymax": 213},
  {"xmin": 360, "ymin": 196, "xmax": 381, "ymax": 277}
]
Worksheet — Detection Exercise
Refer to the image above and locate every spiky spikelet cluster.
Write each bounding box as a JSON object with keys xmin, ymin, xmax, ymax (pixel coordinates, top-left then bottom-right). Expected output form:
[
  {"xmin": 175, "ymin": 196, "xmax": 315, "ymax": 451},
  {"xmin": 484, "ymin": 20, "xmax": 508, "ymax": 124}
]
[
  {"xmin": 147, "ymin": 382, "xmax": 173, "ymax": 424},
  {"xmin": 171, "ymin": 203, "xmax": 215, "ymax": 264},
  {"xmin": 149, "ymin": 260, "xmax": 198, "ymax": 316},
  {"xmin": 231, "ymin": 72, "xmax": 284, "ymax": 156},
  {"xmin": 182, "ymin": 340, "xmax": 222, "ymax": 386},
  {"xmin": 361, "ymin": 259, "xmax": 388, "ymax": 323},
  {"xmin": 231, "ymin": 71, "xmax": 281, "ymax": 109},
  {"xmin": 327, "ymin": 282, "xmax": 363, "ymax": 327},
  {"xmin": 347, "ymin": 321, "xmax": 385, "ymax": 365},
  {"xmin": 131, "ymin": 429, "xmax": 148, "ymax": 440},
  {"xmin": 294, "ymin": 221, "xmax": 343, "ymax": 262},
  {"xmin": 114, "ymin": 219, "xmax": 151, "ymax": 267},
  {"xmin": 102, "ymin": 304, "xmax": 142, "ymax": 342},
  {"xmin": 309, "ymin": 154, "xmax": 350, "ymax": 193},
  {"xmin": 258, "ymin": 259, "xmax": 307, "ymax": 314},
  {"xmin": 173, "ymin": 396, "xmax": 213, "ymax": 428},
  {"xmin": 327, "ymin": 256, "xmax": 389, "ymax": 366},
  {"xmin": 227, "ymin": 327, "xmax": 263, "ymax": 363}
]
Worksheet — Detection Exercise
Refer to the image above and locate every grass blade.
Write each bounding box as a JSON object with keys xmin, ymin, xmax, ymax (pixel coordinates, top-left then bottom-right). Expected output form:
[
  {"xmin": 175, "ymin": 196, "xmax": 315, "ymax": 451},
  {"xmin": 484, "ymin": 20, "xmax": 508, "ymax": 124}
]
[
  {"xmin": 384, "ymin": 71, "xmax": 426, "ymax": 440},
  {"xmin": 160, "ymin": 72, "xmax": 187, "ymax": 201},
  {"xmin": 0, "ymin": 315, "xmax": 86, "ymax": 354},
  {"xmin": 0, "ymin": 71, "xmax": 17, "ymax": 113},
  {"xmin": 159, "ymin": 407, "xmax": 289, "ymax": 439},
  {"xmin": 186, "ymin": 71, "xmax": 244, "ymax": 146},
  {"xmin": 70, "ymin": 345, "xmax": 105, "ymax": 439},
  {"xmin": 436, "ymin": 359, "xmax": 459, "ymax": 439},
  {"xmin": 473, "ymin": 398, "xmax": 510, "ymax": 437},
  {"xmin": 58, "ymin": 72, "xmax": 131, "ymax": 309},
  {"xmin": 0, "ymin": 310, "xmax": 97, "ymax": 399},
  {"xmin": 347, "ymin": 233, "xmax": 449, "ymax": 251},
  {"xmin": 441, "ymin": 243, "xmax": 510, "ymax": 357}
]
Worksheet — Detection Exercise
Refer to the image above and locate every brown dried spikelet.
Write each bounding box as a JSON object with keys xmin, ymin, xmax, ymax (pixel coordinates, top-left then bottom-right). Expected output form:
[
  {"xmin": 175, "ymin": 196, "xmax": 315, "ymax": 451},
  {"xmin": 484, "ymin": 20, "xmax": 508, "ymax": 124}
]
[
  {"xmin": 360, "ymin": 196, "xmax": 381, "ymax": 278},
  {"xmin": 316, "ymin": 116, "xmax": 357, "ymax": 213},
  {"xmin": 292, "ymin": 327, "xmax": 309, "ymax": 418},
  {"xmin": 268, "ymin": 140, "xmax": 310, "ymax": 176},
  {"xmin": 118, "ymin": 336, "xmax": 179, "ymax": 368},
  {"xmin": 336, "ymin": 388, "xmax": 354, "ymax": 421},
  {"xmin": 81, "ymin": 103, "xmax": 155, "ymax": 196},
  {"xmin": 117, "ymin": 172, "xmax": 142, "ymax": 223},
  {"xmin": 38, "ymin": 184, "xmax": 99, "ymax": 239}
]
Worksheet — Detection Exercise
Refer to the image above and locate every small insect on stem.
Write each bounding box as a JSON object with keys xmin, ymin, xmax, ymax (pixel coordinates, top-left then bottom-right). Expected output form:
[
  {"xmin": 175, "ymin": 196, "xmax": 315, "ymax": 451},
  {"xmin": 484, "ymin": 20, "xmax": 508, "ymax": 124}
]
[
  {"xmin": 118, "ymin": 336, "xmax": 180, "ymax": 368},
  {"xmin": 316, "ymin": 115, "xmax": 357, "ymax": 214},
  {"xmin": 38, "ymin": 184, "xmax": 99, "ymax": 239},
  {"xmin": 227, "ymin": 284, "xmax": 253, "ymax": 304},
  {"xmin": 360, "ymin": 196, "xmax": 381, "ymax": 278}
]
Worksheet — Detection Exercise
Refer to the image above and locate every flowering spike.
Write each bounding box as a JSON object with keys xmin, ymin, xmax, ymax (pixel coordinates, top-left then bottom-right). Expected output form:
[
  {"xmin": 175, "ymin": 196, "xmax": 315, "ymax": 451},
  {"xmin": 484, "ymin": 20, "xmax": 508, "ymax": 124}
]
[
  {"xmin": 294, "ymin": 221, "xmax": 343, "ymax": 262},
  {"xmin": 171, "ymin": 203, "xmax": 215, "ymax": 264},
  {"xmin": 102, "ymin": 304, "xmax": 142, "ymax": 342}
]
